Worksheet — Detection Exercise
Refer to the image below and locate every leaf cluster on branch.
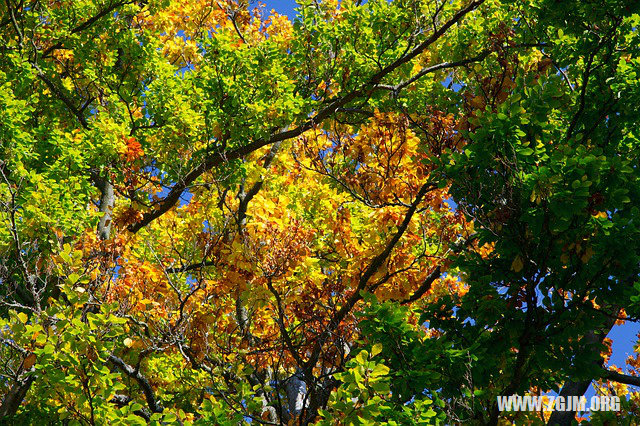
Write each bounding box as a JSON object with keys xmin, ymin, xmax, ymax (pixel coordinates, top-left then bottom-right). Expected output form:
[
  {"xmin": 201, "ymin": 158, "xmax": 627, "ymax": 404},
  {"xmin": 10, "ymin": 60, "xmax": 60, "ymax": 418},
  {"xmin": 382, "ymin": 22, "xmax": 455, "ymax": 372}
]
[{"xmin": 1, "ymin": 0, "xmax": 640, "ymax": 425}]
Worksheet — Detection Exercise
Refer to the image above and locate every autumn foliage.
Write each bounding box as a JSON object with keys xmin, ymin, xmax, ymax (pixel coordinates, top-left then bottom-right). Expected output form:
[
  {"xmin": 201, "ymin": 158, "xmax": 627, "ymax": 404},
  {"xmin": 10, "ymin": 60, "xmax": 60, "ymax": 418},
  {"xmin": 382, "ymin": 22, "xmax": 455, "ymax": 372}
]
[{"xmin": 1, "ymin": 0, "xmax": 640, "ymax": 425}]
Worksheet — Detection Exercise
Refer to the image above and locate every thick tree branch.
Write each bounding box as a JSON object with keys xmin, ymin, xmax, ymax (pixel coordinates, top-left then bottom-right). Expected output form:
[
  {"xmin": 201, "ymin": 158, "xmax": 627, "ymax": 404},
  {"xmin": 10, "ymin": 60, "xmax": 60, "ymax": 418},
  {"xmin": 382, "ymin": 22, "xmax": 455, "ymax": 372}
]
[
  {"xmin": 91, "ymin": 172, "xmax": 115, "ymax": 240},
  {"xmin": 108, "ymin": 355, "xmax": 164, "ymax": 414},
  {"xmin": 602, "ymin": 369, "xmax": 640, "ymax": 387},
  {"xmin": 110, "ymin": 394, "xmax": 151, "ymax": 421},
  {"xmin": 4, "ymin": 0, "xmax": 24, "ymax": 48},
  {"xmin": 0, "ymin": 342, "xmax": 34, "ymax": 418},
  {"xmin": 0, "ymin": 374, "xmax": 35, "ymax": 418}
]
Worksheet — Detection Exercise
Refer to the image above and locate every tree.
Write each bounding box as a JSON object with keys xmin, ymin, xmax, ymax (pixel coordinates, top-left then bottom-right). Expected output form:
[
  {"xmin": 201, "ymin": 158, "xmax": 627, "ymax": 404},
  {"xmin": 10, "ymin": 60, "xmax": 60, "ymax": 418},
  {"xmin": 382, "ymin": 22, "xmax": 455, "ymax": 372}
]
[{"xmin": 0, "ymin": 0, "xmax": 639, "ymax": 425}]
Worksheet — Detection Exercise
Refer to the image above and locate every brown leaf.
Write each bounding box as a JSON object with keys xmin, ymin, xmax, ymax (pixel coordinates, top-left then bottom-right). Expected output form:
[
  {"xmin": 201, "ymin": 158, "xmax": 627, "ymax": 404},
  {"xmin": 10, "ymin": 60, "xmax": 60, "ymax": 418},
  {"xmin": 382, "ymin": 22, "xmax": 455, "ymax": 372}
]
[{"xmin": 23, "ymin": 353, "xmax": 36, "ymax": 370}]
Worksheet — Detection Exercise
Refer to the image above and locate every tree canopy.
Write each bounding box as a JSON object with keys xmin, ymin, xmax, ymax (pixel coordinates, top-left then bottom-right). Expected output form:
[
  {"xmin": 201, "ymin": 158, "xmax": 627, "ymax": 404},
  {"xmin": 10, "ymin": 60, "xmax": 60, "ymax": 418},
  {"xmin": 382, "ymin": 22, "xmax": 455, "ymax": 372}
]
[{"xmin": 1, "ymin": 0, "xmax": 640, "ymax": 424}]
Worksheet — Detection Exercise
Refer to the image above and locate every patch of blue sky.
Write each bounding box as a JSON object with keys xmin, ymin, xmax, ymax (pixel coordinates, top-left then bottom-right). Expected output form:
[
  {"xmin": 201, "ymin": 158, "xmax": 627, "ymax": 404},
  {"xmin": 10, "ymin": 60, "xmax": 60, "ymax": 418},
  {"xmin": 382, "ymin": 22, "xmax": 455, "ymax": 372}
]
[
  {"xmin": 441, "ymin": 75, "xmax": 465, "ymax": 93},
  {"xmin": 263, "ymin": 1, "xmax": 301, "ymax": 18}
]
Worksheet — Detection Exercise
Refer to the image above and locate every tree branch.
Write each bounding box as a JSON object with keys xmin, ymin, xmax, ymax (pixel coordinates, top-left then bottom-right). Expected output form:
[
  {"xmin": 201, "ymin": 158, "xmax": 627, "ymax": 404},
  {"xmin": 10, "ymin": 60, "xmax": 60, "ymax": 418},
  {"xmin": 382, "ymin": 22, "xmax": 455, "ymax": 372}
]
[
  {"xmin": 33, "ymin": 64, "xmax": 89, "ymax": 128},
  {"xmin": 400, "ymin": 266, "xmax": 441, "ymax": 305},
  {"xmin": 91, "ymin": 172, "xmax": 115, "ymax": 240},
  {"xmin": 0, "ymin": 374, "xmax": 35, "ymax": 418},
  {"xmin": 378, "ymin": 51, "xmax": 492, "ymax": 94},
  {"xmin": 304, "ymin": 181, "xmax": 434, "ymax": 373},
  {"xmin": 602, "ymin": 369, "xmax": 640, "ymax": 387},
  {"xmin": 41, "ymin": 1, "xmax": 132, "ymax": 58},
  {"xmin": 108, "ymin": 355, "xmax": 163, "ymax": 414}
]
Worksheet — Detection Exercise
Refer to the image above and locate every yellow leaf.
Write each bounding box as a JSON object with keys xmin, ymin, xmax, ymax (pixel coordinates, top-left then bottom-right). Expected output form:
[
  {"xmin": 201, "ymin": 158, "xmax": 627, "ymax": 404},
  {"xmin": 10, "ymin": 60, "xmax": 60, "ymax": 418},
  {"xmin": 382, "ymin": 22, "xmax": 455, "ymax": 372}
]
[
  {"xmin": 511, "ymin": 255, "xmax": 524, "ymax": 273},
  {"xmin": 62, "ymin": 77, "xmax": 74, "ymax": 92},
  {"xmin": 370, "ymin": 343, "xmax": 383, "ymax": 357},
  {"xmin": 17, "ymin": 312, "xmax": 28, "ymax": 324},
  {"xmin": 124, "ymin": 338, "xmax": 134, "ymax": 348}
]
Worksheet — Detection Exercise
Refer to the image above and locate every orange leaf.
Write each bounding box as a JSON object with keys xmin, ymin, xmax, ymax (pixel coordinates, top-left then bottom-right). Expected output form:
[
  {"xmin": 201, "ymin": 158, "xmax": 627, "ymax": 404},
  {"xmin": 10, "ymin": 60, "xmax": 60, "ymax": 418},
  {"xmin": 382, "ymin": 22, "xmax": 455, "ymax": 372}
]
[{"xmin": 23, "ymin": 353, "xmax": 36, "ymax": 369}]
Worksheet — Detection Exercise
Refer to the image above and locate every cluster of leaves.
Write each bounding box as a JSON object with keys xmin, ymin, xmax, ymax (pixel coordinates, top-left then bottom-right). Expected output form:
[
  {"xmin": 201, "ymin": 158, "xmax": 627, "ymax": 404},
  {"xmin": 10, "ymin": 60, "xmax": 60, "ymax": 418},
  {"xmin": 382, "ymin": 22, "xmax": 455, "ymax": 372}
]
[{"xmin": 2, "ymin": 0, "xmax": 640, "ymax": 425}]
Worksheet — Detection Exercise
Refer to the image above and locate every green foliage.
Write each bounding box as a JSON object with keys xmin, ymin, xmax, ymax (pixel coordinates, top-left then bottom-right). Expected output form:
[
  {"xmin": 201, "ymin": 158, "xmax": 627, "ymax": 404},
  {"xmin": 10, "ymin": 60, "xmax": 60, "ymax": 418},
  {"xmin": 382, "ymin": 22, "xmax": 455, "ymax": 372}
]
[{"xmin": 319, "ymin": 345, "xmax": 443, "ymax": 425}]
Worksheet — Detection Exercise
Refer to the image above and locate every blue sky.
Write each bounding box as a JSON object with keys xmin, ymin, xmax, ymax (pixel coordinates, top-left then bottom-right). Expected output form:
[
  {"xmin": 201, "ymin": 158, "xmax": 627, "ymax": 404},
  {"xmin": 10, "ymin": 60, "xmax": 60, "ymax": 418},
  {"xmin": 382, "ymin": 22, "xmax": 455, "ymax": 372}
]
[
  {"xmin": 263, "ymin": 0, "xmax": 298, "ymax": 17},
  {"xmin": 264, "ymin": 0, "xmax": 639, "ymax": 403}
]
